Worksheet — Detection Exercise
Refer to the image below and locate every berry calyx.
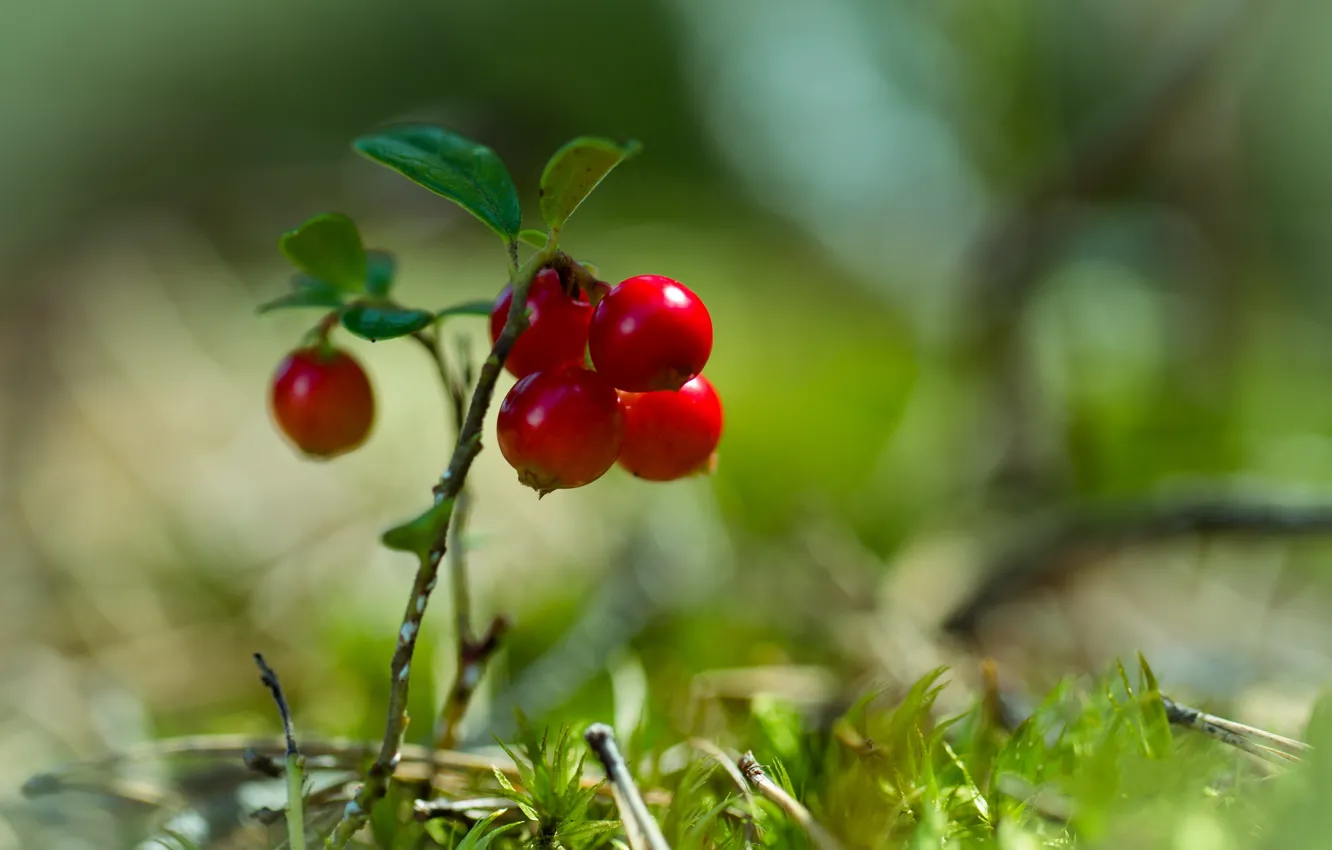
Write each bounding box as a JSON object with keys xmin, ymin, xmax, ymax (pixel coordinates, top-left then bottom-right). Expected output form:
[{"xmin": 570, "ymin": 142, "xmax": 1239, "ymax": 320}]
[
  {"xmin": 270, "ymin": 346, "xmax": 375, "ymax": 458},
  {"xmin": 491, "ymin": 267, "xmax": 593, "ymax": 379},
  {"xmin": 497, "ymin": 366, "xmax": 625, "ymax": 495},
  {"xmin": 616, "ymin": 375, "xmax": 723, "ymax": 481},
  {"xmin": 588, "ymin": 274, "xmax": 713, "ymax": 392}
]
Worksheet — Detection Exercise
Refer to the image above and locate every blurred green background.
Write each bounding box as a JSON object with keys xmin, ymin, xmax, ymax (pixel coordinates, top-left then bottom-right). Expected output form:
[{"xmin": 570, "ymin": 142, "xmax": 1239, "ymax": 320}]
[{"xmin": 8, "ymin": 0, "xmax": 1332, "ymax": 844}]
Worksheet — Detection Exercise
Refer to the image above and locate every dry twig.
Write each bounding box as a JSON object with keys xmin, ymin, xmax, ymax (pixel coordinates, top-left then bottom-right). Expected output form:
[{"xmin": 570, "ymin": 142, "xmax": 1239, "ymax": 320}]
[{"xmin": 737, "ymin": 752, "xmax": 842, "ymax": 850}]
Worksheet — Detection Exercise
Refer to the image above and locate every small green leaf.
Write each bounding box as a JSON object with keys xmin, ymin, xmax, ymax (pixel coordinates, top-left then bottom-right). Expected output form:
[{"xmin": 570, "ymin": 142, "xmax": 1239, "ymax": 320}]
[
  {"xmin": 518, "ymin": 228, "xmax": 548, "ymax": 248},
  {"xmin": 365, "ymin": 250, "xmax": 397, "ymax": 297},
  {"xmin": 354, "ymin": 126, "xmax": 522, "ymax": 241},
  {"xmin": 381, "ymin": 498, "xmax": 455, "ymax": 558},
  {"xmin": 1136, "ymin": 652, "xmax": 1172, "ymax": 758},
  {"xmin": 341, "ymin": 302, "xmax": 434, "ymax": 342},
  {"xmin": 279, "ymin": 213, "xmax": 367, "ymax": 292},
  {"xmin": 256, "ymin": 283, "xmax": 344, "ymax": 314},
  {"xmin": 436, "ymin": 299, "xmax": 496, "ymax": 320},
  {"xmin": 539, "ymin": 136, "xmax": 641, "ymax": 232},
  {"xmin": 491, "ymin": 767, "xmax": 518, "ymax": 795}
]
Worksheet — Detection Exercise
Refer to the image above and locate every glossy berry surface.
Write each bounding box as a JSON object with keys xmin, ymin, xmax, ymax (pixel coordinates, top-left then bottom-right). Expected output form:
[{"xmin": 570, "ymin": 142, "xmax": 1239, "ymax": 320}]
[
  {"xmin": 616, "ymin": 375, "xmax": 723, "ymax": 481},
  {"xmin": 588, "ymin": 274, "xmax": 713, "ymax": 392},
  {"xmin": 497, "ymin": 366, "xmax": 625, "ymax": 494},
  {"xmin": 491, "ymin": 267, "xmax": 593, "ymax": 379},
  {"xmin": 270, "ymin": 346, "xmax": 375, "ymax": 458}
]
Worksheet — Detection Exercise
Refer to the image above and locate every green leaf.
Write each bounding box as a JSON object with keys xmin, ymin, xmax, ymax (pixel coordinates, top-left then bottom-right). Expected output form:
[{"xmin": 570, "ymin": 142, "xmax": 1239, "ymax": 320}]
[
  {"xmin": 539, "ymin": 136, "xmax": 641, "ymax": 232},
  {"xmin": 256, "ymin": 284, "xmax": 344, "ymax": 314},
  {"xmin": 381, "ymin": 498, "xmax": 455, "ymax": 558},
  {"xmin": 436, "ymin": 299, "xmax": 496, "ymax": 320},
  {"xmin": 518, "ymin": 228, "xmax": 549, "ymax": 248},
  {"xmin": 341, "ymin": 302, "xmax": 434, "ymax": 342},
  {"xmin": 1136, "ymin": 652, "xmax": 1172, "ymax": 758},
  {"xmin": 365, "ymin": 250, "xmax": 397, "ymax": 297},
  {"xmin": 354, "ymin": 126, "xmax": 522, "ymax": 241},
  {"xmin": 491, "ymin": 767, "xmax": 518, "ymax": 796},
  {"xmin": 279, "ymin": 213, "xmax": 367, "ymax": 292}
]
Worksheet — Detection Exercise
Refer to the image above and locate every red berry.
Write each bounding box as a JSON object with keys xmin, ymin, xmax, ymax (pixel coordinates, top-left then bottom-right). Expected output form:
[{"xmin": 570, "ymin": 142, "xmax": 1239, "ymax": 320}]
[
  {"xmin": 616, "ymin": 375, "xmax": 723, "ymax": 481},
  {"xmin": 270, "ymin": 346, "xmax": 375, "ymax": 458},
  {"xmin": 497, "ymin": 366, "xmax": 625, "ymax": 495},
  {"xmin": 491, "ymin": 267, "xmax": 593, "ymax": 379},
  {"xmin": 588, "ymin": 274, "xmax": 713, "ymax": 392}
]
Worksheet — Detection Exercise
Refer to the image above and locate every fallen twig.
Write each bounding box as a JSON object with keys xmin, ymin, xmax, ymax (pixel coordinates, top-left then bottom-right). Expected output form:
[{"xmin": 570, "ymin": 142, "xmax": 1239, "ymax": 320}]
[
  {"xmin": 736, "ymin": 752, "xmax": 842, "ymax": 850},
  {"xmin": 1162, "ymin": 695, "xmax": 1308, "ymax": 767},
  {"xmin": 412, "ymin": 796, "xmax": 518, "ymax": 822},
  {"xmin": 585, "ymin": 723, "xmax": 671, "ymax": 850}
]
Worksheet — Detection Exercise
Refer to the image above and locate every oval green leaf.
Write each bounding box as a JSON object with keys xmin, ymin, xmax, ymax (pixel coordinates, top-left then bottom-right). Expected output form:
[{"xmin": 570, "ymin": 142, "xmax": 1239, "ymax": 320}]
[
  {"xmin": 381, "ymin": 498, "xmax": 455, "ymax": 558},
  {"xmin": 365, "ymin": 250, "xmax": 397, "ymax": 297},
  {"xmin": 256, "ymin": 288, "xmax": 345, "ymax": 314},
  {"xmin": 539, "ymin": 137, "xmax": 641, "ymax": 232},
  {"xmin": 354, "ymin": 126, "xmax": 522, "ymax": 242},
  {"xmin": 341, "ymin": 302, "xmax": 434, "ymax": 342},
  {"xmin": 279, "ymin": 213, "xmax": 367, "ymax": 292},
  {"xmin": 257, "ymin": 274, "xmax": 345, "ymax": 313}
]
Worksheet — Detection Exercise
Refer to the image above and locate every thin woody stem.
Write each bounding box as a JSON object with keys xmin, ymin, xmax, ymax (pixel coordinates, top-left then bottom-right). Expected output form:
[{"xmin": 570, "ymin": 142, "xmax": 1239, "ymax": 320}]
[
  {"xmin": 409, "ymin": 326, "xmax": 500, "ymax": 750},
  {"xmin": 254, "ymin": 654, "xmax": 307, "ymax": 850},
  {"xmin": 737, "ymin": 752, "xmax": 842, "ymax": 850},
  {"xmin": 324, "ymin": 240, "xmax": 557, "ymax": 848}
]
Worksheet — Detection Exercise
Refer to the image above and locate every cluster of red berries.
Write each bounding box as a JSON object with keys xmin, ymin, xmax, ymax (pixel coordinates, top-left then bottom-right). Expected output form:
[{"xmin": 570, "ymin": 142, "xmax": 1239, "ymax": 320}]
[
  {"xmin": 266, "ymin": 268, "xmax": 723, "ymax": 494},
  {"xmin": 493, "ymin": 269, "xmax": 723, "ymax": 495}
]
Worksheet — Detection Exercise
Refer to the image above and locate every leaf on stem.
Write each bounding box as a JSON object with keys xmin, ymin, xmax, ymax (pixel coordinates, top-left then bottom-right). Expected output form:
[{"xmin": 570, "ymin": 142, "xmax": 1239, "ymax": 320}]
[
  {"xmin": 539, "ymin": 137, "xmax": 641, "ymax": 232},
  {"xmin": 341, "ymin": 302, "xmax": 434, "ymax": 342},
  {"xmin": 257, "ymin": 275, "xmax": 346, "ymax": 313},
  {"xmin": 365, "ymin": 250, "xmax": 397, "ymax": 297},
  {"xmin": 279, "ymin": 213, "xmax": 367, "ymax": 292},
  {"xmin": 381, "ymin": 498, "xmax": 456, "ymax": 558},
  {"xmin": 354, "ymin": 126, "xmax": 522, "ymax": 242}
]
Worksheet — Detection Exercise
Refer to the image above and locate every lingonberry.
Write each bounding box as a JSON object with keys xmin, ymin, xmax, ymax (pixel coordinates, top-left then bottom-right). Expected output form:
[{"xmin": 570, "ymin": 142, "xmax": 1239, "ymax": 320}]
[
  {"xmin": 270, "ymin": 346, "xmax": 375, "ymax": 458},
  {"xmin": 491, "ymin": 267, "xmax": 593, "ymax": 379},
  {"xmin": 497, "ymin": 366, "xmax": 625, "ymax": 494},
  {"xmin": 616, "ymin": 375, "xmax": 723, "ymax": 481},
  {"xmin": 588, "ymin": 274, "xmax": 713, "ymax": 392}
]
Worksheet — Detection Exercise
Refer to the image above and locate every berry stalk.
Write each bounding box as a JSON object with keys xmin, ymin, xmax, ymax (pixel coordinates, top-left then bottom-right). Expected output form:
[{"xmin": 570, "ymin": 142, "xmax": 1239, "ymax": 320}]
[{"xmin": 325, "ymin": 240, "xmax": 557, "ymax": 849}]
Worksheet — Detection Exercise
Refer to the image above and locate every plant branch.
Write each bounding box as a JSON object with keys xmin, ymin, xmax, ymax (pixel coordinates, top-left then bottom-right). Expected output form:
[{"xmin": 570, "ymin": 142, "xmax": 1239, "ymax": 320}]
[
  {"xmin": 736, "ymin": 752, "xmax": 841, "ymax": 850},
  {"xmin": 254, "ymin": 653, "xmax": 307, "ymax": 850},
  {"xmin": 410, "ymin": 326, "xmax": 503, "ymax": 751},
  {"xmin": 324, "ymin": 243, "xmax": 557, "ymax": 848},
  {"xmin": 585, "ymin": 723, "xmax": 672, "ymax": 850},
  {"xmin": 942, "ymin": 497, "xmax": 1332, "ymax": 643}
]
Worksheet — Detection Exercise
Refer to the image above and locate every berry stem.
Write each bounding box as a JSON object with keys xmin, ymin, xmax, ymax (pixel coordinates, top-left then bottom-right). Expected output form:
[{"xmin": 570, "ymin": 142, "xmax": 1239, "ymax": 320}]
[{"xmin": 324, "ymin": 240, "xmax": 557, "ymax": 849}]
